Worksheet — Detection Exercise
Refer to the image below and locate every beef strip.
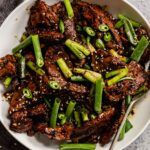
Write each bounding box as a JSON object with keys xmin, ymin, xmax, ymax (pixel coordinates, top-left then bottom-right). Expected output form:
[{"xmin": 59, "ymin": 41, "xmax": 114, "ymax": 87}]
[
  {"xmin": 91, "ymin": 50, "xmax": 125, "ymax": 74},
  {"xmin": 0, "ymin": 55, "xmax": 16, "ymax": 79},
  {"xmin": 100, "ymin": 100, "xmax": 125, "ymax": 145},
  {"xmin": 26, "ymin": 0, "xmax": 64, "ymax": 42},
  {"xmin": 105, "ymin": 61, "xmax": 148, "ymax": 101},
  {"xmin": 71, "ymin": 107, "xmax": 115, "ymax": 142}
]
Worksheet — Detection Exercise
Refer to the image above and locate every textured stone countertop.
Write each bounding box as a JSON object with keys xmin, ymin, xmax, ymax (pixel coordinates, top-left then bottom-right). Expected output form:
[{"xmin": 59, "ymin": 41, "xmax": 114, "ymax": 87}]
[{"xmin": 0, "ymin": 0, "xmax": 149, "ymax": 150}]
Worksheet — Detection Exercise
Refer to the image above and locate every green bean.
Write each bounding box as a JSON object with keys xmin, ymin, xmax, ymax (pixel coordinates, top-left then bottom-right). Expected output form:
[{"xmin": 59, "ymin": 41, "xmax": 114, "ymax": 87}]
[
  {"xmin": 19, "ymin": 56, "xmax": 26, "ymax": 79},
  {"xmin": 65, "ymin": 39, "xmax": 90, "ymax": 57},
  {"xmin": 50, "ymin": 98, "xmax": 61, "ymax": 128},
  {"xmin": 3, "ymin": 77, "xmax": 12, "ymax": 88},
  {"xmin": 74, "ymin": 68, "xmax": 102, "ymax": 83},
  {"xmin": 74, "ymin": 111, "xmax": 81, "ymax": 127},
  {"xmin": 44, "ymin": 98, "xmax": 51, "ymax": 109},
  {"xmin": 130, "ymin": 36, "xmax": 149, "ymax": 62},
  {"xmin": 84, "ymin": 27, "xmax": 96, "ymax": 37},
  {"xmin": 59, "ymin": 19, "xmax": 65, "ymax": 33},
  {"xmin": 94, "ymin": 78, "xmax": 104, "ymax": 114},
  {"xmin": 76, "ymin": 25, "xmax": 82, "ymax": 32},
  {"xmin": 65, "ymin": 39, "xmax": 85, "ymax": 59},
  {"xmin": 125, "ymin": 95, "xmax": 131, "ymax": 108},
  {"xmin": 125, "ymin": 119, "xmax": 133, "ymax": 133},
  {"xmin": 23, "ymin": 87, "xmax": 32, "ymax": 99},
  {"xmin": 104, "ymin": 32, "xmax": 112, "ymax": 42},
  {"xmin": 48, "ymin": 81, "xmax": 60, "ymax": 90},
  {"xmin": 107, "ymin": 68, "xmax": 128, "ymax": 86},
  {"xmin": 115, "ymin": 20, "xmax": 124, "ymax": 29},
  {"xmin": 60, "ymin": 143, "xmax": 96, "ymax": 150},
  {"xmin": 118, "ymin": 14, "xmax": 141, "ymax": 28},
  {"xmin": 81, "ymin": 109, "xmax": 89, "ymax": 122},
  {"xmin": 98, "ymin": 24, "xmax": 109, "ymax": 32},
  {"xmin": 71, "ymin": 76, "xmax": 86, "ymax": 82},
  {"xmin": 66, "ymin": 101, "xmax": 76, "ymax": 119},
  {"xmin": 95, "ymin": 39, "xmax": 105, "ymax": 49},
  {"xmin": 57, "ymin": 58, "xmax": 73, "ymax": 78},
  {"xmin": 63, "ymin": 0, "xmax": 74, "ymax": 18},
  {"xmin": 32, "ymin": 35, "xmax": 44, "ymax": 67},
  {"xmin": 123, "ymin": 19, "xmax": 138, "ymax": 45},
  {"xmin": 119, "ymin": 121, "xmax": 126, "ymax": 141},
  {"xmin": 27, "ymin": 61, "xmax": 45, "ymax": 75},
  {"xmin": 12, "ymin": 35, "xmax": 32, "ymax": 53}
]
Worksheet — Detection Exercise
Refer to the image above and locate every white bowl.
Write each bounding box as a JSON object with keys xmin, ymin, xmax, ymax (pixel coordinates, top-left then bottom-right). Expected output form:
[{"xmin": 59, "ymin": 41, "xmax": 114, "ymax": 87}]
[{"xmin": 0, "ymin": 0, "xmax": 149, "ymax": 150}]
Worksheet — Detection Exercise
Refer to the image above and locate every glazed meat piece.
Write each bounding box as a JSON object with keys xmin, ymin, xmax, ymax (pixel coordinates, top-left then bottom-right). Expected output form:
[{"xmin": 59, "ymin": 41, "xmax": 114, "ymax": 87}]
[
  {"xmin": 91, "ymin": 50, "xmax": 125, "ymax": 74},
  {"xmin": 71, "ymin": 107, "xmax": 115, "ymax": 141},
  {"xmin": 100, "ymin": 100, "xmax": 125, "ymax": 145},
  {"xmin": 0, "ymin": 55, "xmax": 16, "ymax": 79},
  {"xmin": 27, "ymin": 0, "xmax": 64, "ymax": 42},
  {"xmin": 105, "ymin": 61, "xmax": 148, "ymax": 101}
]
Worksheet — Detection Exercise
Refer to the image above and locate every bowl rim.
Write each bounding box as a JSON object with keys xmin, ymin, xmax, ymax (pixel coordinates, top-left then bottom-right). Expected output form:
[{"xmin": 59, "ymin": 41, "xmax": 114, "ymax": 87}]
[{"xmin": 0, "ymin": 0, "xmax": 150, "ymax": 150}]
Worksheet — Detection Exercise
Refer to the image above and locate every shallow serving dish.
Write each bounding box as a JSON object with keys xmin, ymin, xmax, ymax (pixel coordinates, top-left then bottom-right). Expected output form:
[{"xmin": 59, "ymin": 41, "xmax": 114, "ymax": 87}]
[{"xmin": 0, "ymin": 0, "xmax": 149, "ymax": 150}]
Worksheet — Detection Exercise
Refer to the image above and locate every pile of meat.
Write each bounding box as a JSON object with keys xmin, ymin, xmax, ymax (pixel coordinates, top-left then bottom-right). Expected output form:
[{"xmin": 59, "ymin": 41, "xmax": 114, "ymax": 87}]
[{"xmin": 0, "ymin": 0, "xmax": 149, "ymax": 146}]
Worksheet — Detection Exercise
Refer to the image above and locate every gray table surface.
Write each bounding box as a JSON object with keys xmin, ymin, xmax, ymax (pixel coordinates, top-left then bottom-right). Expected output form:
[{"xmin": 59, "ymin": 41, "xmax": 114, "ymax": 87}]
[{"xmin": 0, "ymin": 0, "xmax": 149, "ymax": 150}]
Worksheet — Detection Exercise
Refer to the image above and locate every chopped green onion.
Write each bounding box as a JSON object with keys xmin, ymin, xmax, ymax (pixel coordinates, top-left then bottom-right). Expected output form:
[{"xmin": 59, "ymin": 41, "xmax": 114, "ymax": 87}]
[
  {"xmin": 32, "ymin": 35, "xmax": 44, "ymax": 67},
  {"xmin": 125, "ymin": 95, "xmax": 132, "ymax": 108},
  {"xmin": 95, "ymin": 39, "xmax": 105, "ymax": 49},
  {"xmin": 27, "ymin": 61, "xmax": 45, "ymax": 75},
  {"xmin": 50, "ymin": 98, "xmax": 61, "ymax": 128},
  {"xmin": 118, "ymin": 14, "xmax": 141, "ymax": 28},
  {"xmin": 58, "ymin": 113, "xmax": 66, "ymax": 120},
  {"xmin": 19, "ymin": 56, "xmax": 26, "ymax": 79},
  {"xmin": 81, "ymin": 109, "xmax": 89, "ymax": 122},
  {"xmin": 91, "ymin": 114, "xmax": 96, "ymax": 120},
  {"xmin": 94, "ymin": 78, "xmax": 104, "ymax": 114},
  {"xmin": 23, "ymin": 87, "xmax": 32, "ymax": 99},
  {"xmin": 123, "ymin": 19, "xmax": 138, "ymax": 45},
  {"xmin": 57, "ymin": 58, "xmax": 73, "ymax": 78},
  {"xmin": 59, "ymin": 19, "xmax": 65, "ymax": 33},
  {"xmin": 119, "ymin": 121, "xmax": 126, "ymax": 141},
  {"xmin": 60, "ymin": 143, "xmax": 96, "ymax": 150},
  {"xmin": 71, "ymin": 76, "xmax": 86, "ymax": 82},
  {"xmin": 84, "ymin": 64, "xmax": 91, "ymax": 70},
  {"xmin": 98, "ymin": 24, "xmax": 109, "ymax": 32},
  {"xmin": 3, "ymin": 77, "xmax": 12, "ymax": 89},
  {"xmin": 86, "ymin": 36, "xmax": 96, "ymax": 53},
  {"xmin": 74, "ymin": 111, "xmax": 81, "ymax": 127},
  {"xmin": 44, "ymin": 98, "xmax": 51, "ymax": 108},
  {"xmin": 135, "ymin": 85, "xmax": 148, "ymax": 95},
  {"xmin": 63, "ymin": 0, "xmax": 74, "ymax": 18},
  {"xmin": 115, "ymin": 20, "xmax": 124, "ymax": 29},
  {"xmin": 66, "ymin": 101, "xmax": 76, "ymax": 119},
  {"xmin": 84, "ymin": 27, "xmax": 96, "ymax": 37},
  {"xmin": 107, "ymin": 68, "xmax": 128, "ymax": 86},
  {"xmin": 48, "ymin": 81, "xmax": 60, "ymax": 90},
  {"xmin": 74, "ymin": 68, "xmax": 102, "ymax": 83},
  {"xmin": 12, "ymin": 35, "xmax": 32, "ymax": 53},
  {"xmin": 125, "ymin": 119, "xmax": 133, "ymax": 133},
  {"xmin": 104, "ymin": 32, "xmax": 112, "ymax": 42},
  {"xmin": 130, "ymin": 36, "xmax": 149, "ymax": 62},
  {"xmin": 118, "ymin": 77, "xmax": 134, "ymax": 82},
  {"xmin": 76, "ymin": 25, "xmax": 82, "ymax": 32}
]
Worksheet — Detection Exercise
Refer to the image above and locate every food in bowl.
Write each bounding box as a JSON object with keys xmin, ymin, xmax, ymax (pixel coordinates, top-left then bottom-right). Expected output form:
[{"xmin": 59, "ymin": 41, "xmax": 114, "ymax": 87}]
[{"xmin": 1, "ymin": 0, "xmax": 149, "ymax": 149}]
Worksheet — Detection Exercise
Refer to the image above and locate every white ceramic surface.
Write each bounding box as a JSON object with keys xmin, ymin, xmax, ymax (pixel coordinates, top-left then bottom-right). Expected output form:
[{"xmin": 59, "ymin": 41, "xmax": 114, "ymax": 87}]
[{"xmin": 0, "ymin": 0, "xmax": 149, "ymax": 150}]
